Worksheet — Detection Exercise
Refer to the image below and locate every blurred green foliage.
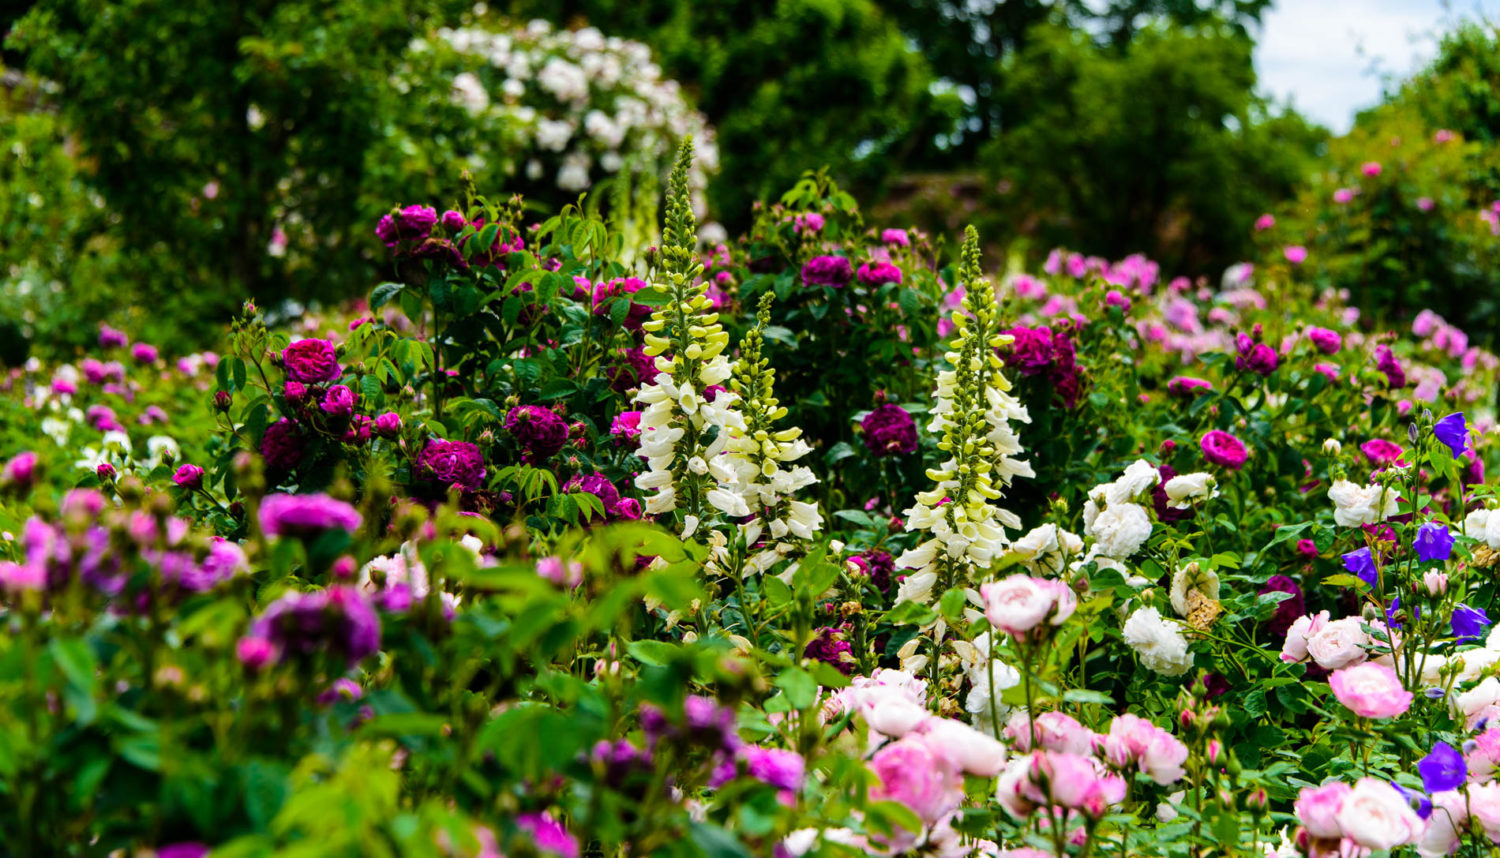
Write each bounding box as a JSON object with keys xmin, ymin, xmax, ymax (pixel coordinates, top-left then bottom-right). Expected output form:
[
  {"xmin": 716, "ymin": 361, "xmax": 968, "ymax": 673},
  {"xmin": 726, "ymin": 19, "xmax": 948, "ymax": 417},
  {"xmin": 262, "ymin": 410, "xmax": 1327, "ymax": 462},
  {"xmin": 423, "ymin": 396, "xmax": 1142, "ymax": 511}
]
[
  {"xmin": 505, "ymin": 0, "xmax": 940, "ymax": 229},
  {"xmin": 978, "ymin": 21, "xmax": 1325, "ymax": 275},
  {"xmin": 3, "ymin": 0, "xmax": 466, "ymax": 352}
]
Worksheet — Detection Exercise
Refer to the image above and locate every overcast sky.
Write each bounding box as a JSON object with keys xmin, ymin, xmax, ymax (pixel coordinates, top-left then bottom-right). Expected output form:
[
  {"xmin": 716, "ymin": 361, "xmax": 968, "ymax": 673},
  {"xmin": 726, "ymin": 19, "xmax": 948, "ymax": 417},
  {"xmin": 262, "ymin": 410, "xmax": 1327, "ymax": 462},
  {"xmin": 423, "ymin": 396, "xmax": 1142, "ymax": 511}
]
[{"xmin": 1254, "ymin": 0, "xmax": 1498, "ymax": 132}]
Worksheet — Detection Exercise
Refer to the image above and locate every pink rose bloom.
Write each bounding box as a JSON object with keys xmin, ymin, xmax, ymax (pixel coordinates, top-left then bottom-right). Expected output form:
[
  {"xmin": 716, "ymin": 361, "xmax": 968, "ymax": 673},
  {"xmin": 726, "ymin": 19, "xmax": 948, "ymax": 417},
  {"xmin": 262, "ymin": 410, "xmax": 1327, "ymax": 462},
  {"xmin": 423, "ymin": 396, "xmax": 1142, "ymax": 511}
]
[
  {"xmin": 1361, "ymin": 161, "xmax": 1383, "ymax": 177},
  {"xmin": 1100, "ymin": 714, "xmax": 1188, "ymax": 785},
  {"xmin": 1418, "ymin": 197, "xmax": 1435, "ymax": 212},
  {"xmin": 1306, "ymin": 326, "xmax": 1342, "ymax": 354},
  {"xmin": 1435, "ymin": 129, "xmax": 1456, "ymax": 143},
  {"xmin": 1306, "ymin": 617, "xmax": 1370, "ymax": 670},
  {"xmin": 1472, "ymin": 781, "xmax": 1500, "ymax": 842},
  {"xmin": 1467, "ymin": 728, "xmax": 1500, "ymax": 783},
  {"xmin": 610, "ymin": 410, "xmax": 643, "ymax": 444},
  {"xmin": 1168, "ymin": 376, "xmax": 1213, "ymax": 397},
  {"xmin": 915, "ymin": 717, "xmax": 1006, "ymax": 777},
  {"xmin": 1296, "ymin": 539, "xmax": 1319, "ymax": 559},
  {"xmin": 1336, "ymin": 778, "xmax": 1422, "ymax": 850},
  {"xmin": 1330, "ymin": 663, "xmax": 1411, "ymax": 718},
  {"xmin": 1423, "ymin": 570, "xmax": 1449, "ymax": 596},
  {"xmin": 1005, "ymin": 710, "xmax": 1094, "ymax": 755},
  {"xmin": 1314, "ymin": 362, "xmax": 1340, "ymax": 380},
  {"xmin": 869, "ymin": 733, "xmax": 964, "ymax": 826},
  {"xmin": 1420, "ymin": 789, "xmax": 1469, "ymax": 857},
  {"xmin": 881, "ymin": 228, "xmax": 911, "ymax": 247},
  {"xmin": 1254, "ymin": 213, "xmax": 1275, "ymax": 231},
  {"xmin": 1026, "ymin": 751, "xmax": 1120, "ymax": 815},
  {"xmin": 1295, "ymin": 781, "xmax": 1351, "ymax": 839},
  {"xmin": 536, "ymin": 556, "xmax": 582, "ymax": 588},
  {"xmin": 981, "ymin": 576, "xmax": 1070, "ymax": 637},
  {"xmin": 1333, "ymin": 187, "xmax": 1356, "ymax": 204},
  {"xmin": 1283, "ymin": 245, "xmax": 1308, "ymax": 265}
]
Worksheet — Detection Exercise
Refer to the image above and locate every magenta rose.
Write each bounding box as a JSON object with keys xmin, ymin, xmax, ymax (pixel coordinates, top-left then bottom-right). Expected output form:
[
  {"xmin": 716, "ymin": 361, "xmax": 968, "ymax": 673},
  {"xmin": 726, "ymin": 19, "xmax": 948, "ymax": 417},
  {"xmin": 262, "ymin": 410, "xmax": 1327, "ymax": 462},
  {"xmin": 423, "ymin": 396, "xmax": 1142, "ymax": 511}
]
[
  {"xmin": 506, "ymin": 406, "xmax": 569, "ymax": 464},
  {"xmin": 172, "ymin": 464, "xmax": 205, "ymax": 490},
  {"xmin": 260, "ymin": 418, "xmax": 304, "ymax": 471},
  {"xmin": 418, "ymin": 439, "xmax": 487, "ymax": 491},
  {"xmin": 1306, "ymin": 327, "xmax": 1342, "ymax": 355},
  {"xmin": 1200, "ymin": 430, "xmax": 1248, "ymax": 470},
  {"xmin": 801, "ymin": 255, "xmax": 854, "ymax": 288},
  {"xmin": 282, "ymin": 339, "xmax": 341, "ymax": 384},
  {"xmin": 861, "ymin": 404, "xmax": 917, "ymax": 456},
  {"xmin": 320, "ymin": 384, "xmax": 356, "ymax": 418}
]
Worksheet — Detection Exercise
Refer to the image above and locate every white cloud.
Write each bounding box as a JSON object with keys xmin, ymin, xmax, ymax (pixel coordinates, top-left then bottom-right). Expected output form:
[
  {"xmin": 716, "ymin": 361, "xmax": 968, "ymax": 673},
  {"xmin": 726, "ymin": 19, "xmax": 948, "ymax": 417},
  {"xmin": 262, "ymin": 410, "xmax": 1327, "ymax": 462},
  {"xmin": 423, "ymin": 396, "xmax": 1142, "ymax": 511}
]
[{"xmin": 1254, "ymin": 0, "xmax": 1499, "ymax": 132}]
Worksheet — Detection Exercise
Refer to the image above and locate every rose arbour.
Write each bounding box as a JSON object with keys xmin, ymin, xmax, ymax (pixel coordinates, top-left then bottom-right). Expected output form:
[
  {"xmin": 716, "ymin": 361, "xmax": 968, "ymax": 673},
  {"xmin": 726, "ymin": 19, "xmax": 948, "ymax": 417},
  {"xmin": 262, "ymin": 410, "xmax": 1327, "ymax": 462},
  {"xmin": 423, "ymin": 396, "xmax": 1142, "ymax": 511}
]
[{"xmin": 3, "ymin": 137, "xmax": 1500, "ymax": 858}]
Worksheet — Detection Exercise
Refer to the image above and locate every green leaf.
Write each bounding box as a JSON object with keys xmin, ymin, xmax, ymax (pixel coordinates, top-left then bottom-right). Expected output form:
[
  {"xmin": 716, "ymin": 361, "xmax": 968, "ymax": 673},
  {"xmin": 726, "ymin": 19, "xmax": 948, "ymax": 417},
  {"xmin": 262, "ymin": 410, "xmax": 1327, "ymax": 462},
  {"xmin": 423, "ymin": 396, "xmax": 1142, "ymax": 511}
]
[
  {"xmin": 689, "ymin": 822, "xmax": 753, "ymax": 858},
  {"xmin": 774, "ymin": 667, "xmax": 818, "ymax": 709},
  {"xmin": 360, "ymin": 713, "xmax": 449, "ymax": 738},
  {"xmin": 370, "ymin": 282, "xmax": 403, "ymax": 310},
  {"xmin": 48, "ymin": 637, "xmax": 96, "ymax": 692},
  {"xmin": 627, "ymin": 640, "xmax": 680, "ymax": 667},
  {"xmin": 1062, "ymin": 688, "xmax": 1115, "ymax": 706},
  {"xmin": 882, "ymin": 601, "xmax": 938, "ymax": 627}
]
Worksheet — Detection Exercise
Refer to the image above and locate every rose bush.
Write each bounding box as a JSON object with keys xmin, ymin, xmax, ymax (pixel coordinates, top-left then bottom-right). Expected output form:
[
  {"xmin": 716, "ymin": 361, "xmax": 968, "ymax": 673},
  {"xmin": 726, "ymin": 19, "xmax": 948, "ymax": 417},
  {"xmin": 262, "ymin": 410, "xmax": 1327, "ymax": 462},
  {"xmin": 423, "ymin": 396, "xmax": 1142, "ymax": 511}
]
[{"xmin": 4, "ymin": 140, "xmax": 1500, "ymax": 856}]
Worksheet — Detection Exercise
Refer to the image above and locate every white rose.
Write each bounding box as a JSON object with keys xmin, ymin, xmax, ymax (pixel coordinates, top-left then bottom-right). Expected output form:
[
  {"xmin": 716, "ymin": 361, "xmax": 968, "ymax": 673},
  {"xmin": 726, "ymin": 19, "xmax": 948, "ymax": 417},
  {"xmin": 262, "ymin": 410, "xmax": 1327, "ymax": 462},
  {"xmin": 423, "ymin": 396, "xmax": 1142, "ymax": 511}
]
[
  {"xmin": 1122, "ymin": 606, "xmax": 1193, "ymax": 676},
  {"xmin": 1169, "ymin": 564, "xmax": 1220, "ymax": 617},
  {"xmin": 1306, "ymin": 617, "xmax": 1369, "ymax": 670},
  {"xmin": 1104, "ymin": 459, "xmax": 1161, "ymax": 505},
  {"xmin": 1453, "ymin": 676, "xmax": 1500, "ymax": 722},
  {"xmin": 1334, "ymin": 778, "xmax": 1423, "ymax": 850},
  {"xmin": 1164, "ymin": 472, "xmax": 1219, "ymax": 509},
  {"xmin": 1088, "ymin": 503, "xmax": 1153, "ymax": 558},
  {"xmin": 1327, "ymin": 479, "xmax": 1400, "ymax": 527},
  {"xmin": 1465, "ymin": 508, "xmax": 1500, "ymax": 549}
]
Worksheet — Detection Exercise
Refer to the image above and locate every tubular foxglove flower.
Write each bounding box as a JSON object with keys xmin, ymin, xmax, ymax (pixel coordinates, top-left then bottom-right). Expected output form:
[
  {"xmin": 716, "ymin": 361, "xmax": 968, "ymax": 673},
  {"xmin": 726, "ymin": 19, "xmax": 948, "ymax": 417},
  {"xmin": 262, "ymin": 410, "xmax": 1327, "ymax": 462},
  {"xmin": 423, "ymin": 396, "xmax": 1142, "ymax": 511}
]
[
  {"xmin": 632, "ymin": 139, "xmax": 746, "ymax": 535},
  {"xmin": 895, "ymin": 226, "xmax": 1031, "ymax": 605},
  {"xmin": 716, "ymin": 293, "xmax": 822, "ymax": 575}
]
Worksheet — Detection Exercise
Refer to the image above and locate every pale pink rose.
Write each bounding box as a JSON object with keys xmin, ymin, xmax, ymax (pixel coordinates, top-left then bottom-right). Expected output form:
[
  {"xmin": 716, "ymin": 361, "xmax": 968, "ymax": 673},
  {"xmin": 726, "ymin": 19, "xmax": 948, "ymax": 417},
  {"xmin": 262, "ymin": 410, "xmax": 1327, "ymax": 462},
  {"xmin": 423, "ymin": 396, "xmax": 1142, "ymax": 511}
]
[
  {"xmin": 1469, "ymin": 781, "xmax": 1500, "ymax": 842},
  {"xmin": 1295, "ymin": 781, "xmax": 1351, "ymax": 839},
  {"xmin": 1467, "ymin": 728, "xmax": 1500, "ymax": 783},
  {"xmin": 1006, "ymin": 710, "xmax": 1094, "ymax": 755},
  {"xmin": 851, "ymin": 685, "xmax": 930, "ymax": 739},
  {"xmin": 869, "ymin": 733, "xmax": 964, "ymax": 826},
  {"xmin": 916, "ymin": 717, "xmax": 1007, "ymax": 777},
  {"xmin": 981, "ymin": 576, "xmax": 1057, "ymax": 636},
  {"xmin": 995, "ymin": 757, "xmax": 1039, "ymax": 820},
  {"xmin": 1330, "ymin": 663, "xmax": 1412, "ymax": 719},
  {"xmin": 1281, "ymin": 611, "xmax": 1330, "ymax": 663},
  {"xmin": 1307, "ymin": 617, "xmax": 1370, "ymax": 670},
  {"xmin": 1454, "ymin": 677, "xmax": 1500, "ymax": 729},
  {"xmin": 1423, "ymin": 570, "xmax": 1449, "ymax": 596},
  {"xmin": 999, "ymin": 850, "xmax": 1055, "ymax": 858},
  {"xmin": 1419, "ymin": 790, "xmax": 1468, "ymax": 857},
  {"xmin": 1335, "ymin": 778, "xmax": 1423, "ymax": 850},
  {"xmin": 1024, "ymin": 751, "xmax": 1120, "ymax": 814},
  {"xmin": 1039, "ymin": 578, "xmax": 1078, "ymax": 625},
  {"xmin": 1100, "ymin": 713, "xmax": 1188, "ymax": 785}
]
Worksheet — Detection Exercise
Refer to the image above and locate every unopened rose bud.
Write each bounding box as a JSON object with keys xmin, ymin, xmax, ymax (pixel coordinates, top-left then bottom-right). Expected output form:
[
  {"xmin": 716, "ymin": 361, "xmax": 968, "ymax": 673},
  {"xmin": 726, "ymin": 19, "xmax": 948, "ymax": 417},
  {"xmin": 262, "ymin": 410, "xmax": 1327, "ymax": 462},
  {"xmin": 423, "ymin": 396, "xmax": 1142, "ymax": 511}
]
[
  {"xmin": 1322, "ymin": 438, "xmax": 1342, "ymax": 455},
  {"xmin": 214, "ymin": 390, "xmax": 232, "ymax": 411},
  {"xmin": 1424, "ymin": 569, "xmax": 1449, "ymax": 596}
]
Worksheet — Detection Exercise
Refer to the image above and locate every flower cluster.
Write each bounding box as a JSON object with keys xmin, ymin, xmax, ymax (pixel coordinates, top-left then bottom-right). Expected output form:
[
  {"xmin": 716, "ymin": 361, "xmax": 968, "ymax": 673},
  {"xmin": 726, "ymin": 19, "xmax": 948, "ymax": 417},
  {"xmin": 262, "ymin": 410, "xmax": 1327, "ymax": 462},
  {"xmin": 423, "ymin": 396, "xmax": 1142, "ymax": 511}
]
[
  {"xmin": 895, "ymin": 227, "xmax": 1032, "ymax": 606},
  {"xmin": 632, "ymin": 140, "xmax": 746, "ymax": 535}
]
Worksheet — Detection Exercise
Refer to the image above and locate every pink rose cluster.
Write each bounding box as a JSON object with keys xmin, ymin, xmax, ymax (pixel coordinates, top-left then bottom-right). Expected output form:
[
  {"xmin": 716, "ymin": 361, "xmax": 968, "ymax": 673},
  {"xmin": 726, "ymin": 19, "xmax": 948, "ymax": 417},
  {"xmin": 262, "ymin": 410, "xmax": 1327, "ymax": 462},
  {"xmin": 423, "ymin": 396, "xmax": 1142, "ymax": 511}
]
[
  {"xmin": 828, "ymin": 669, "xmax": 1007, "ymax": 848},
  {"xmin": 1294, "ymin": 778, "xmax": 1427, "ymax": 854},
  {"xmin": 995, "ymin": 712, "xmax": 1187, "ymax": 836}
]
